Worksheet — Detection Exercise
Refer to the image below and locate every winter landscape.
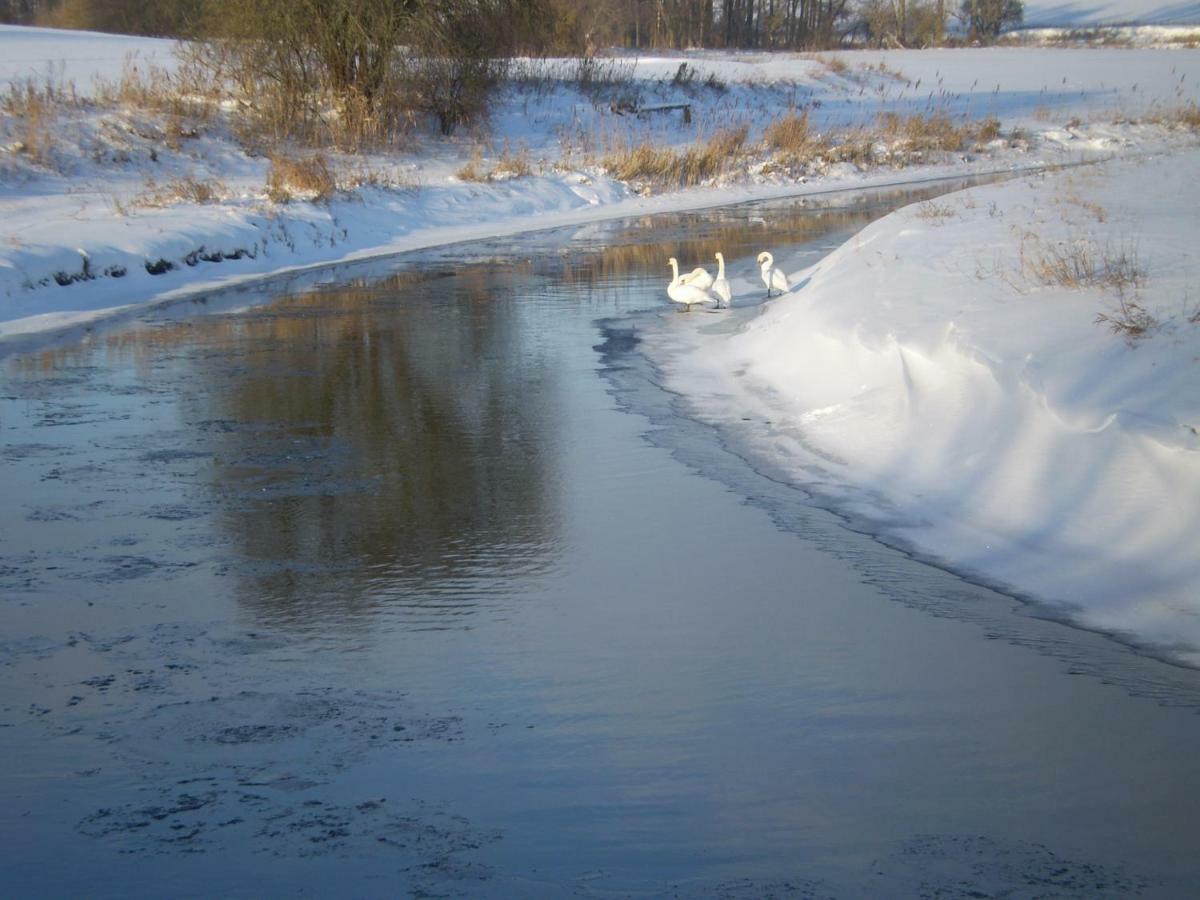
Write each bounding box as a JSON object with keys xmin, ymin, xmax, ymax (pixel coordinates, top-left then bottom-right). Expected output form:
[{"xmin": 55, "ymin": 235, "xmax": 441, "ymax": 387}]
[{"xmin": 2, "ymin": 0, "xmax": 1200, "ymax": 896}]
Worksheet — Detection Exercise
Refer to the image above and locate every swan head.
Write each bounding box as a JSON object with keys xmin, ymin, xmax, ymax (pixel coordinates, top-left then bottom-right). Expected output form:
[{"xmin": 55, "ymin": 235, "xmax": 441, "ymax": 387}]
[
  {"xmin": 757, "ymin": 251, "xmax": 772, "ymax": 266},
  {"xmin": 668, "ymin": 257, "xmax": 678, "ymax": 268},
  {"xmin": 715, "ymin": 252, "xmax": 724, "ymax": 263}
]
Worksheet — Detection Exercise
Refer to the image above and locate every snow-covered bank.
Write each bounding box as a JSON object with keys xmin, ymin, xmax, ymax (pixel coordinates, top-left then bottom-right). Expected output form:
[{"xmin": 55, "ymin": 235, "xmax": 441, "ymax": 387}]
[
  {"xmin": 4, "ymin": 25, "xmax": 1200, "ymax": 341},
  {"xmin": 652, "ymin": 152, "xmax": 1200, "ymax": 664}
]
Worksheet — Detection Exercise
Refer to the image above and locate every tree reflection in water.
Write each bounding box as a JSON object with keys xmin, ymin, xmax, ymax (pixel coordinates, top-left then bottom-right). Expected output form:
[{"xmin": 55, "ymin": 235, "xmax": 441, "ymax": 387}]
[
  {"xmin": 197, "ymin": 264, "xmax": 564, "ymax": 631},
  {"xmin": 1, "ymin": 180, "xmax": 990, "ymax": 633}
]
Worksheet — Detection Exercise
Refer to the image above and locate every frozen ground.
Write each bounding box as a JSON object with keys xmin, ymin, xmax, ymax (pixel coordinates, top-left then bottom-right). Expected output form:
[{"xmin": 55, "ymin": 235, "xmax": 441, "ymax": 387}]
[
  {"xmin": 648, "ymin": 151, "xmax": 1200, "ymax": 664},
  {"xmin": 3, "ymin": 25, "xmax": 1200, "ymax": 339}
]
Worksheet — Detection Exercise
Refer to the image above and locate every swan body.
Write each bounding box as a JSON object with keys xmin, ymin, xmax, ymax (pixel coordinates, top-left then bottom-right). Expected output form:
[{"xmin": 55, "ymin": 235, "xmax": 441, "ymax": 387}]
[
  {"xmin": 668, "ymin": 258, "xmax": 716, "ymax": 312},
  {"xmin": 757, "ymin": 251, "xmax": 789, "ymax": 298},
  {"xmin": 712, "ymin": 252, "xmax": 732, "ymax": 309},
  {"xmin": 682, "ymin": 266, "xmax": 714, "ymax": 291}
]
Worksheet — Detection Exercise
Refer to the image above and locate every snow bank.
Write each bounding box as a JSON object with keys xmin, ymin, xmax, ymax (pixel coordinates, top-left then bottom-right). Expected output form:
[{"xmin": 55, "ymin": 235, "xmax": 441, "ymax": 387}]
[{"xmin": 652, "ymin": 152, "xmax": 1200, "ymax": 664}]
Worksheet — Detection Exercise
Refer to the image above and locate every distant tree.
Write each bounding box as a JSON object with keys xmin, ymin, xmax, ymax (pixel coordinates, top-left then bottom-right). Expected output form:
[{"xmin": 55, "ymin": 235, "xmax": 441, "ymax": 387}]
[
  {"xmin": 854, "ymin": 0, "xmax": 945, "ymax": 46},
  {"xmin": 0, "ymin": 0, "xmax": 39, "ymax": 24},
  {"xmin": 28, "ymin": 0, "xmax": 202, "ymax": 35},
  {"xmin": 960, "ymin": 0, "xmax": 1021, "ymax": 41}
]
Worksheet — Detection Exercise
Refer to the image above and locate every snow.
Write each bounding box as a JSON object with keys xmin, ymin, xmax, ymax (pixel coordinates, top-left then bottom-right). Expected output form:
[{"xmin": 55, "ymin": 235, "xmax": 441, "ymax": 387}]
[
  {"xmin": 650, "ymin": 153, "xmax": 1200, "ymax": 664},
  {"xmin": 1, "ymin": 25, "xmax": 1199, "ymax": 662},
  {"xmin": 1021, "ymin": 0, "xmax": 1200, "ymax": 27}
]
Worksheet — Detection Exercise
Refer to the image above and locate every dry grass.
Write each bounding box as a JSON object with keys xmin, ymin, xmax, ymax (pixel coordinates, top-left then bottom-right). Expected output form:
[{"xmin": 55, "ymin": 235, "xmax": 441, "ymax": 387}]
[
  {"xmin": 1019, "ymin": 231, "xmax": 1145, "ymax": 292},
  {"xmin": 266, "ymin": 153, "xmax": 337, "ymax": 203},
  {"xmin": 456, "ymin": 139, "xmax": 535, "ymax": 181},
  {"xmin": 456, "ymin": 146, "xmax": 487, "ymax": 182},
  {"xmin": 764, "ymin": 109, "xmax": 827, "ymax": 164},
  {"xmin": 760, "ymin": 110, "xmax": 1007, "ymax": 175},
  {"xmin": 1, "ymin": 76, "xmax": 81, "ymax": 169},
  {"xmin": 495, "ymin": 139, "xmax": 533, "ymax": 177},
  {"xmin": 824, "ymin": 128, "xmax": 878, "ymax": 166},
  {"xmin": 135, "ymin": 175, "xmax": 227, "ymax": 207},
  {"xmin": 813, "ymin": 55, "xmax": 849, "ymax": 77},
  {"xmin": 976, "ymin": 116, "xmax": 1002, "ymax": 142},
  {"xmin": 93, "ymin": 58, "xmax": 215, "ymax": 124},
  {"xmin": 603, "ymin": 125, "xmax": 748, "ymax": 188},
  {"xmin": 1153, "ymin": 103, "xmax": 1200, "ymax": 130},
  {"xmin": 1095, "ymin": 294, "xmax": 1159, "ymax": 339},
  {"xmin": 1062, "ymin": 194, "xmax": 1107, "ymax": 223},
  {"xmin": 914, "ymin": 200, "xmax": 957, "ymax": 222},
  {"xmin": 877, "ymin": 112, "xmax": 971, "ymax": 153}
]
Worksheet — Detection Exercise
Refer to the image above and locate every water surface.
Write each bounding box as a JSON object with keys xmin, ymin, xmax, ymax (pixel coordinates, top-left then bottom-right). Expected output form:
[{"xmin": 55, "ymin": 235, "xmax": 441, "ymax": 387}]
[{"xmin": 2, "ymin": 182, "xmax": 1199, "ymax": 898}]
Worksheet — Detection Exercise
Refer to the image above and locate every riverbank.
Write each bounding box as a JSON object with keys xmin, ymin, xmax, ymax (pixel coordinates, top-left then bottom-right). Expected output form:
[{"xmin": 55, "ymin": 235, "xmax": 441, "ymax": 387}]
[
  {"xmin": 650, "ymin": 150, "xmax": 1200, "ymax": 665},
  {"xmin": 4, "ymin": 25, "xmax": 1200, "ymax": 340}
]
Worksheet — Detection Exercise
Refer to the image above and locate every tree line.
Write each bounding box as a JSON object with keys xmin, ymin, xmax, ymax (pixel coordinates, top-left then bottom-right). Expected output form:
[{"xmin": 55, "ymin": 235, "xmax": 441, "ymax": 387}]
[{"xmin": 2, "ymin": 0, "xmax": 1022, "ymax": 50}]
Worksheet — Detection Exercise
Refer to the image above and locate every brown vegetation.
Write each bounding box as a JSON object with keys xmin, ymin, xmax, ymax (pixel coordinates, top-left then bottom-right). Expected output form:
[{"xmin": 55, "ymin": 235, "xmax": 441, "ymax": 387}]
[
  {"xmin": 1019, "ymin": 232, "xmax": 1145, "ymax": 293},
  {"xmin": 266, "ymin": 153, "xmax": 337, "ymax": 203},
  {"xmin": 603, "ymin": 125, "xmax": 748, "ymax": 187}
]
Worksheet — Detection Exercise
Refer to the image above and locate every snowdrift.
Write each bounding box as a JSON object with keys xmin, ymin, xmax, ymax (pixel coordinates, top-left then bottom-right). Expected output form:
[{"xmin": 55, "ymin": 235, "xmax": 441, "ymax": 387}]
[{"xmin": 654, "ymin": 153, "xmax": 1200, "ymax": 664}]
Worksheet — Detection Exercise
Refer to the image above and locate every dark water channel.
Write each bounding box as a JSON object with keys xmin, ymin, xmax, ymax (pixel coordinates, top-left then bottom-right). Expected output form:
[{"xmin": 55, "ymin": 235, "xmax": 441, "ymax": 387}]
[{"xmin": 3, "ymin": 182, "xmax": 1200, "ymax": 898}]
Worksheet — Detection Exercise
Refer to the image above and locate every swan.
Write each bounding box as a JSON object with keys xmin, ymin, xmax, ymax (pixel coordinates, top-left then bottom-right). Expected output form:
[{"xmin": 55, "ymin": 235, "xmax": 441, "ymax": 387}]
[
  {"xmin": 681, "ymin": 265, "xmax": 714, "ymax": 291},
  {"xmin": 667, "ymin": 257, "xmax": 716, "ymax": 312},
  {"xmin": 757, "ymin": 251, "xmax": 789, "ymax": 298},
  {"xmin": 712, "ymin": 252, "xmax": 732, "ymax": 309}
]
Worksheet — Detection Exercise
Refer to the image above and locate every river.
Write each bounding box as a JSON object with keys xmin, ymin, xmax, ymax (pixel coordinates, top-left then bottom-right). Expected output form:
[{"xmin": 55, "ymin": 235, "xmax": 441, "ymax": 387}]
[{"xmin": 2, "ymin": 182, "xmax": 1199, "ymax": 898}]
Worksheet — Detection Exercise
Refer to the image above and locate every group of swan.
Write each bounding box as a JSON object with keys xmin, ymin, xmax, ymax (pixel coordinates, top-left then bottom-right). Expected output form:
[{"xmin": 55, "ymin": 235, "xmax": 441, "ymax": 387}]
[{"xmin": 666, "ymin": 251, "xmax": 789, "ymax": 312}]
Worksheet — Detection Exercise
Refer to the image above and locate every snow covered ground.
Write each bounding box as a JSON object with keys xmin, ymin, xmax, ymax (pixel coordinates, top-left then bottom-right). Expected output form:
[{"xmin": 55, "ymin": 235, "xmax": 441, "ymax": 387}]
[
  {"xmin": 1, "ymin": 25, "xmax": 1198, "ymax": 663},
  {"xmin": 1021, "ymin": 0, "xmax": 1200, "ymax": 27},
  {"xmin": 650, "ymin": 152, "xmax": 1200, "ymax": 664},
  {"xmin": 3, "ymin": 25, "xmax": 1200, "ymax": 340}
]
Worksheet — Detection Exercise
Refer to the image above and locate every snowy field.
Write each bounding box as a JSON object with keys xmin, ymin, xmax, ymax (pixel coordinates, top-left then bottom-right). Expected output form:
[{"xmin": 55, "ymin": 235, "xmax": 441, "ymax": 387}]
[
  {"xmin": 1021, "ymin": 0, "xmax": 1200, "ymax": 27},
  {"xmin": 1, "ymin": 25, "xmax": 1199, "ymax": 663}
]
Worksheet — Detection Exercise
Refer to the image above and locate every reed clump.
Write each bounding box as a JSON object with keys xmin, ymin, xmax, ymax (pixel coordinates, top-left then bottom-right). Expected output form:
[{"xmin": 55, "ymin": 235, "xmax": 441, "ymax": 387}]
[
  {"xmin": 603, "ymin": 125, "xmax": 748, "ymax": 188},
  {"xmin": 266, "ymin": 152, "xmax": 337, "ymax": 203}
]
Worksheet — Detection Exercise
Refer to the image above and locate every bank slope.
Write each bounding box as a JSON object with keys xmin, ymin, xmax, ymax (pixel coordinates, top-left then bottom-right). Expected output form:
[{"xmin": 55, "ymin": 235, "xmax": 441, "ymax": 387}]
[{"xmin": 658, "ymin": 152, "xmax": 1200, "ymax": 664}]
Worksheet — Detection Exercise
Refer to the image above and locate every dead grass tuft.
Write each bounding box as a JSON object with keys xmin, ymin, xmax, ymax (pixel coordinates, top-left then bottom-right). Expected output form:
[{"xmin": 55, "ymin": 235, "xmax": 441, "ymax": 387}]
[
  {"xmin": 457, "ymin": 139, "xmax": 535, "ymax": 181},
  {"xmin": 1019, "ymin": 231, "xmax": 1145, "ymax": 292},
  {"xmin": 603, "ymin": 125, "xmax": 747, "ymax": 188},
  {"xmin": 764, "ymin": 109, "xmax": 826, "ymax": 163},
  {"xmin": 135, "ymin": 175, "xmax": 227, "ymax": 207},
  {"xmin": 1, "ymin": 75, "xmax": 80, "ymax": 169},
  {"xmin": 495, "ymin": 139, "xmax": 533, "ymax": 177},
  {"xmin": 914, "ymin": 200, "xmax": 957, "ymax": 222},
  {"xmin": 1095, "ymin": 294, "xmax": 1158, "ymax": 339},
  {"xmin": 266, "ymin": 153, "xmax": 337, "ymax": 203},
  {"xmin": 813, "ymin": 55, "xmax": 849, "ymax": 77},
  {"xmin": 456, "ymin": 146, "xmax": 487, "ymax": 182},
  {"xmin": 878, "ymin": 111, "xmax": 971, "ymax": 153}
]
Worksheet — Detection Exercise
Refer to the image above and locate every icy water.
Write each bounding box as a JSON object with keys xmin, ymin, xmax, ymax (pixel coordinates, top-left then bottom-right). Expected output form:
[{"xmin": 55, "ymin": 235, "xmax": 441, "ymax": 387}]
[{"xmin": 3, "ymin": 181, "xmax": 1200, "ymax": 899}]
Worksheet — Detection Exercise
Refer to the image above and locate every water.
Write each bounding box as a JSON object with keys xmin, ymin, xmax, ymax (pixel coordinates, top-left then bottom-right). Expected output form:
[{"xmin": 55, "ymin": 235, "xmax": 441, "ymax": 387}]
[{"xmin": 2, "ymin": 182, "xmax": 1200, "ymax": 898}]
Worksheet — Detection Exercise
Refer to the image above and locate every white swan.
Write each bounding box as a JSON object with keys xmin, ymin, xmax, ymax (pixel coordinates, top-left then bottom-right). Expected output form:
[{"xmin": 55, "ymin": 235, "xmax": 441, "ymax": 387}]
[
  {"xmin": 757, "ymin": 251, "xmax": 789, "ymax": 298},
  {"xmin": 668, "ymin": 257, "xmax": 716, "ymax": 312},
  {"xmin": 681, "ymin": 265, "xmax": 714, "ymax": 291},
  {"xmin": 712, "ymin": 252, "xmax": 732, "ymax": 309}
]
